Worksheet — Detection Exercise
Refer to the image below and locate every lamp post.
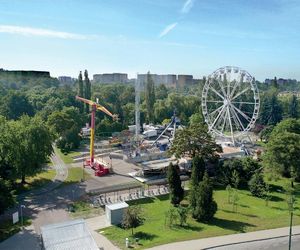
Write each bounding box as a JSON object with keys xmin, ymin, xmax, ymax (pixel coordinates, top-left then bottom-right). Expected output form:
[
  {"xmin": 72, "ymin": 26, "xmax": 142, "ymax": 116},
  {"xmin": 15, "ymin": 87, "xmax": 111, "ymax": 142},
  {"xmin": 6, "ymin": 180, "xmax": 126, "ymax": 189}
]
[
  {"xmin": 288, "ymin": 194, "xmax": 295, "ymax": 250},
  {"xmin": 20, "ymin": 204, "xmax": 25, "ymax": 230}
]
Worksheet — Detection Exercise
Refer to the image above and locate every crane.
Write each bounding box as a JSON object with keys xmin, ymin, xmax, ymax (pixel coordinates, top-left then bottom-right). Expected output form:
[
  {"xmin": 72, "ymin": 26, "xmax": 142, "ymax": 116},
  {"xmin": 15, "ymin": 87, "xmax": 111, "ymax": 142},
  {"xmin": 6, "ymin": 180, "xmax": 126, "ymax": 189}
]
[{"xmin": 76, "ymin": 96, "xmax": 118, "ymax": 176}]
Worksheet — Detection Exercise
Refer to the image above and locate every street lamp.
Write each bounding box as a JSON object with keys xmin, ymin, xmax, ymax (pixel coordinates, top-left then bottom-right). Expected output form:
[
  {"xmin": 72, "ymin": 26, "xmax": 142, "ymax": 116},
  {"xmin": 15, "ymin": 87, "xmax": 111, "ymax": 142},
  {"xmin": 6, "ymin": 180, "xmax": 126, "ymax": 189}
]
[
  {"xmin": 20, "ymin": 204, "xmax": 25, "ymax": 230},
  {"xmin": 288, "ymin": 194, "xmax": 295, "ymax": 250}
]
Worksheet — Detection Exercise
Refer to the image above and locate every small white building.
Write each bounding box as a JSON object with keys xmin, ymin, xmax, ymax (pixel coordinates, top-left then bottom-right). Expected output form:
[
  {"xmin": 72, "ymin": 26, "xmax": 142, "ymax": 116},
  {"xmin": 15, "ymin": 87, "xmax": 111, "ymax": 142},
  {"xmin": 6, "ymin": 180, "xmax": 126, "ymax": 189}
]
[{"xmin": 106, "ymin": 202, "xmax": 129, "ymax": 225}]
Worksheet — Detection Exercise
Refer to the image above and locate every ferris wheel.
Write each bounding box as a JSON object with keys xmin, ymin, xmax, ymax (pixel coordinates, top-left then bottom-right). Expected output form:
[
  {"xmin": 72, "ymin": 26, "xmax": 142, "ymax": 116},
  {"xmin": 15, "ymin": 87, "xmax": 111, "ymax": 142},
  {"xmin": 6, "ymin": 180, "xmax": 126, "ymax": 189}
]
[{"xmin": 202, "ymin": 66, "xmax": 260, "ymax": 144}]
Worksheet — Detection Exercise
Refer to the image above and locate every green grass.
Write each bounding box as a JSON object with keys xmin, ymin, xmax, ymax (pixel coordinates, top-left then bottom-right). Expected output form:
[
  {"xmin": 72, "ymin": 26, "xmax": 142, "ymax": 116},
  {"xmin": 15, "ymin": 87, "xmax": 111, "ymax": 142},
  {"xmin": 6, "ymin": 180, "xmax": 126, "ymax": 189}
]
[
  {"xmin": 54, "ymin": 147, "xmax": 81, "ymax": 164},
  {"xmin": 63, "ymin": 167, "xmax": 90, "ymax": 185},
  {"xmin": 15, "ymin": 169, "xmax": 56, "ymax": 194},
  {"xmin": 0, "ymin": 217, "xmax": 31, "ymax": 242},
  {"xmin": 69, "ymin": 200, "xmax": 104, "ymax": 219},
  {"xmin": 102, "ymin": 178, "xmax": 300, "ymax": 249}
]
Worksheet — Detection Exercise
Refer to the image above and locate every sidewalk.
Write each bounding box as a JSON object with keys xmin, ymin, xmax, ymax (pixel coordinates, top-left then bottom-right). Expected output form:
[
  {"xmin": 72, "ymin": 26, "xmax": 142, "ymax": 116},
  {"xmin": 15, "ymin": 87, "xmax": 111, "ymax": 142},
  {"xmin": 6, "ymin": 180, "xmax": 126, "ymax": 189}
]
[
  {"xmin": 85, "ymin": 215, "xmax": 120, "ymax": 250},
  {"xmin": 146, "ymin": 226, "xmax": 300, "ymax": 250}
]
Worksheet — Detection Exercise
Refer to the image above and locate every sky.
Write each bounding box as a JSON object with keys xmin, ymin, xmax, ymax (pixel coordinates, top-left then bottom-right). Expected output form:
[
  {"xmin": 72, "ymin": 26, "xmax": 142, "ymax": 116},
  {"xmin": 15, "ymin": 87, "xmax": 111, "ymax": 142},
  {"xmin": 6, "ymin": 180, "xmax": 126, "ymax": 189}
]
[{"xmin": 0, "ymin": 0, "xmax": 300, "ymax": 81}]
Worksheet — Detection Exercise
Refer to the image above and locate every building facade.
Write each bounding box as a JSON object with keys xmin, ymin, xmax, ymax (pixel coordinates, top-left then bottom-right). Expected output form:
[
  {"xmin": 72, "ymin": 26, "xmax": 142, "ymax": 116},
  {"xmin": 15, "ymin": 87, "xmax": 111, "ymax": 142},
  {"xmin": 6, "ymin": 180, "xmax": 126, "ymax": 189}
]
[{"xmin": 93, "ymin": 73, "xmax": 128, "ymax": 83}]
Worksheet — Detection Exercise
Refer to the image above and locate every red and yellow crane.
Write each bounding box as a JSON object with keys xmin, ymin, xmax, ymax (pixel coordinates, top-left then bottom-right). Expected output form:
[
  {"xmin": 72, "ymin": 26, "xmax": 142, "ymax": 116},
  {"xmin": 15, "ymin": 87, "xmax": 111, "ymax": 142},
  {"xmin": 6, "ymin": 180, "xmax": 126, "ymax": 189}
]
[{"xmin": 76, "ymin": 96, "xmax": 118, "ymax": 176}]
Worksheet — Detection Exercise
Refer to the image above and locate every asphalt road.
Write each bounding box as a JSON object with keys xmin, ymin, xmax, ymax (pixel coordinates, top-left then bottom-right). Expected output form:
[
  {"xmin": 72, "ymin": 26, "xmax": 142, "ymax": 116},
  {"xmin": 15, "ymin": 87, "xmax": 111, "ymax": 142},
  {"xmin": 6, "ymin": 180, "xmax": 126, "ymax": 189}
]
[{"xmin": 211, "ymin": 235, "xmax": 300, "ymax": 250}]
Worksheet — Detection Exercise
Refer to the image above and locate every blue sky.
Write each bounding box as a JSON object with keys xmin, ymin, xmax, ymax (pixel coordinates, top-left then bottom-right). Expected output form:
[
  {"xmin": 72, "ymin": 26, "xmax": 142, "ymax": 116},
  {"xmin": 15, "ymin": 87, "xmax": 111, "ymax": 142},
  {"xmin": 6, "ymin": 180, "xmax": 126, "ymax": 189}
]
[{"xmin": 0, "ymin": 0, "xmax": 300, "ymax": 80}]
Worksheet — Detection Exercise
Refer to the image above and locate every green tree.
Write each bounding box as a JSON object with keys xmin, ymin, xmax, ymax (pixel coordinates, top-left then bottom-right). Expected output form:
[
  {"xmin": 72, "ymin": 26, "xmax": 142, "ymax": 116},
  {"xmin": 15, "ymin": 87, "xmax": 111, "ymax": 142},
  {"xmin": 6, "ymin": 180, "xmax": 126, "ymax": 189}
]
[
  {"xmin": 84, "ymin": 70, "xmax": 91, "ymax": 113},
  {"xmin": 12, "ymin": 115, "xmax": 53, "ymax": 183},
  {"xmin": 169, "ymin": 123, "xmax": 222, "ymax": 159},
  {"xmin": 78, "ymin": 71, "xmax": 84, "ymax": 113},
  {"xmin": 177, "ymin": 205, "xmax": 189, "ymax": 226},
  {"xmin": 145, "ymin": 71, "xmax": 155, "ymax": 123},
  {"xmin": 167, "ymin": 163, "xmax": 184, "ymax": 206},
  {"xmin": 288, "ymin": 95, "xmax": 299, "ymax": 119},
  {"xmin": 264, "ymin": 131, "xmax": 300, "ymax": 187},
  {"xmin": 259, "ymin": 93, "xmax": 283, "ymax": 126},
  {"xmin": 1, "ymin": 91, "xmax": 34, "ymax": 120},
  {"xmin": 189, "ymin": 112, "xmax": 204, "ymax": 125},
  {"xmin": 259, "ymin": 125, "xmax": 274, "ymax": 142},
  {"xmin": 192, "ymin": 172, "xmax": 217, "ymax": 222},
  {"xmin": 248, "ymin": 170, "xmax": 267, "ymax": 198},
  {"xmin": 189, "ymin": 156, "xmax": 205, "ymax": 209},
  {"xmin": 122, "ymin": 206, "xmax": 145, "ymax": 235},
  {"xmin": 0, "ymin": 178, "xmax": 15, "ymax": 214}
]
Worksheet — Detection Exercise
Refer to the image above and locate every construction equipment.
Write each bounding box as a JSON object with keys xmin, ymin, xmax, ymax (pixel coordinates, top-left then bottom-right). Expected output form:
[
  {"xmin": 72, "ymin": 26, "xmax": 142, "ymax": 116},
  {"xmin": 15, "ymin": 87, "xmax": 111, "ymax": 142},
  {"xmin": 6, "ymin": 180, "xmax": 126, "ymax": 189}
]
[{"xmin": 76, "ymin": 96, "xmax": 118, "ymax": 176}]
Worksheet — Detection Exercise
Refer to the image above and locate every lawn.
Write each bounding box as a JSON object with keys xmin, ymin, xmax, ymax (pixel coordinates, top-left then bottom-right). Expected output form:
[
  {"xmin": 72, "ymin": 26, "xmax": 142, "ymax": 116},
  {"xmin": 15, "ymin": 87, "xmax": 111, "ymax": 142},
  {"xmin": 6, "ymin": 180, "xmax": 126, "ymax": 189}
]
[
  {"xmin": 63, "ymin": 167, "xmax": 91, "ymax": 185},
  {"xmin": 69, "ymin": 200, "xmax": 104, "ymax": 219},
  {"xmin": 54, "ymin": 147, "xmax": 81, "ymax": 164},
  {"xmin": 15, "ymin": 169, "xmax": 56, "ymax": 194},
  {"xmin": 102, "ymin": 178, "xmax": 300, "ymax": 249},
  {"xmin": 0, "ymin": 217, "xmax": 31, "ymax": 242}
]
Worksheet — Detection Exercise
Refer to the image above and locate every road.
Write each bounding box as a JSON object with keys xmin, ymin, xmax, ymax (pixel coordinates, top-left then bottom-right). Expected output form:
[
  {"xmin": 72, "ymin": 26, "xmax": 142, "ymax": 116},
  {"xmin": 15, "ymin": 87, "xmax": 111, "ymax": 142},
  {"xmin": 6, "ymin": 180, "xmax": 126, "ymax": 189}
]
[{"xmin": 211, "ymin": 235, "xmax": 300, "ymax": 250}]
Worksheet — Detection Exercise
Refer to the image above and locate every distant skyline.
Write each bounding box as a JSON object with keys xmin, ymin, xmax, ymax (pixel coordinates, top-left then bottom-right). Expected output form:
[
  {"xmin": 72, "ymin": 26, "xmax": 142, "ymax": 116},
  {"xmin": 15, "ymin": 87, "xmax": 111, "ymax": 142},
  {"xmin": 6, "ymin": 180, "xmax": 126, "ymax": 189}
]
[{"xmin": 1, "ymin": 0, "xmax": 300, "ymax": 81}]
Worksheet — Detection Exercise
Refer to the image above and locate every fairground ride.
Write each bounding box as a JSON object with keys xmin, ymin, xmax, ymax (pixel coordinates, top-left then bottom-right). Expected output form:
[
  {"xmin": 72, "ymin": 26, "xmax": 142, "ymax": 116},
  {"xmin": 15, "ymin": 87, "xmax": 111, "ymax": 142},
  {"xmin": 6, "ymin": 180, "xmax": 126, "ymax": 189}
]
[
  {"xmin": 202, "ymin": 66, "xmax": 260, "ymax": 145},
  {"xmin": 76, "ymin": 96, "xmax": 118, "ymax": 176}
]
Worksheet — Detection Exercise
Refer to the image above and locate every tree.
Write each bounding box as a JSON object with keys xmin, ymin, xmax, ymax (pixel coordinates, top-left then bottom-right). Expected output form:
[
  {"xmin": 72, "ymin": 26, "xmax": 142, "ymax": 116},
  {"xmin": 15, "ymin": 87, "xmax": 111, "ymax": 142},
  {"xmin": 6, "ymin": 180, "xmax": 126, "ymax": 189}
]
[
  {"xmin": 189, "ymin": 156, "xmax": 205, "ymax": 209},
  {"xmin": 145, "ymin": 71, "xmax": 155, "ymax": 123},
  {"xmin": 169, "ymin": 123, "xmax": 222, "ymax": 159},
  {"xmin": 78, "ymin": 71, "xmax": 84, "ymax": 113},
  {"xmin": 0, "ymin": 178, "xmax": 15, "ymax": 214},
  {"xmin": 167, "ymin": 163, "xmax": 184, "ymax": 206},
  {"xmin": 189, "ymin": 112, "xmax": 204, "ymax": 125},
  {"xmin": 12, "ymin": 115, "xmax": 53, "ymax": 183},
  {"xmin": 1, "ymin": 91, "xmax": 34, "ymax": 120},
  {"xmin": 263, "ymin": 132, "xmax": 300, "ymax": 187},
  {"xmin": 122, "ymin": 206, "xmax": 145, "ymax": 235},
  {"xmin": 259, "ymin": 125, "xmax": 274, "ymax": 142},
  {"xmin": 84, "ymin": 70, "xmax": 91, "ymax": 113},
  {"xmin": 248, "ymin": 170, "xmax": 267, "ymax": 198},
  {"xmin": 217, "ymin": 157, "xmax": 260, "ymax": 188},
  {"xmin": 177, "ymin": 205, "xmax": 189, "ymax": 226},
  {"xmin": 192, "ymin": 172, "xmax": 217, "ymax": 222},
  {"xmin": 288, "ymin": 95, "xmax": 299, "ymax": 119},
  {"xmin": 259, "ymin": 93, "xmax": 283, "ymax": 126}
]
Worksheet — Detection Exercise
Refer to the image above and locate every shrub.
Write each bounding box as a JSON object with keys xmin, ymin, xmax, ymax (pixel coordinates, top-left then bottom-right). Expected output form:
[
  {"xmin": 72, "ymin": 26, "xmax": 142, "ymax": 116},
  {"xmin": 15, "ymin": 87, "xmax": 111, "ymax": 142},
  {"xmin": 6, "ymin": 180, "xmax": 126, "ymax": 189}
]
[{"xmin": 248, "ymin": 171, "xmax": 266, "ymax": 198}]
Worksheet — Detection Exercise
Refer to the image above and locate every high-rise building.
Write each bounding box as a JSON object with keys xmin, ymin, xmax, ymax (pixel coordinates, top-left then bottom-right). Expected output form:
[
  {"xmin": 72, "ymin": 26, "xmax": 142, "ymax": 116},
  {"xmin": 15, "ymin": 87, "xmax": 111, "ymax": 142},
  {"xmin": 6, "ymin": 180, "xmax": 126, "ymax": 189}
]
[
  {"xmin": 177, "ymin": 75, "xmax": 193, "ymax": 87},
  {"xmin": 93, "ymin": 73, "xmax": 128, "ymax": 83}
]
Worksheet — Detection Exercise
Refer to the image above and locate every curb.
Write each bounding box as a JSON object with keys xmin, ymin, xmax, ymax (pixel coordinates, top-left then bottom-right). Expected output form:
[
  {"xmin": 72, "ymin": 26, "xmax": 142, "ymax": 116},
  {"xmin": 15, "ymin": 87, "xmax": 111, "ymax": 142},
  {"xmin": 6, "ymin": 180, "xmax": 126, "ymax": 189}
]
[{"xmin": 203, "ymin": 232, "xmax": 300, "ymax": 249}]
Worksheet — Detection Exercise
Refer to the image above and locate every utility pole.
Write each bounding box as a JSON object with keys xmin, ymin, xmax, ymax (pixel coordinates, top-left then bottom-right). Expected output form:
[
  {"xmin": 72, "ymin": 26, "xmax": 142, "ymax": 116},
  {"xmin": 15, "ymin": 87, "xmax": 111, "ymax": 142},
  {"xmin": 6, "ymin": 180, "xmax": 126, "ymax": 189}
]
[
  {"xmin": 135, "ymin": 74, "xmax": 140, "ymax": 140},
  {"xmin": 20, "ymin": 204, "xmax": 25, "ymax": 230}
]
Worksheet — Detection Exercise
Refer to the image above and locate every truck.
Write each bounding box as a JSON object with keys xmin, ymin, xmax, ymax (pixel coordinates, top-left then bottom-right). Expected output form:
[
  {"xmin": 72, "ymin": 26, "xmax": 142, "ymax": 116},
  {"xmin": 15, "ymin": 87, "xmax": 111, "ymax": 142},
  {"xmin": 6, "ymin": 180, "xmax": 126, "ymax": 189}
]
[{"xmin": 143, "ymin": 129, "xmax": 157, "ymax": 138}]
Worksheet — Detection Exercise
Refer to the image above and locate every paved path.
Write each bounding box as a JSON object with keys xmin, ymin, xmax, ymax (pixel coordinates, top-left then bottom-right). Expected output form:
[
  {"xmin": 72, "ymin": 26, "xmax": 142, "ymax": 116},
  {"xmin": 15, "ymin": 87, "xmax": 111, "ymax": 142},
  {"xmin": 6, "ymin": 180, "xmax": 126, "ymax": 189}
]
[
  {"xmin": 146, "ymin": 226, "xmax": 300, "ymax": 250},
  {"xmin": 85, "ymin": 215, "xmax": 120, "ymax": 250},
  {"xmin": 215, "ymin": 234, "xmax": 300, "ymax": 250}
]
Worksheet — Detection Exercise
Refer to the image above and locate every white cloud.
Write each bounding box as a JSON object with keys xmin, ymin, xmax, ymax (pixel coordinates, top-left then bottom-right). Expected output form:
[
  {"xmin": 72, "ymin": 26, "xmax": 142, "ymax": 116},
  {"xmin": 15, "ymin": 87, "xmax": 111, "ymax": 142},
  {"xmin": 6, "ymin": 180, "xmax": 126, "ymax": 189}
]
[
  {"xmin": 159, "ymin": 22, "xmax": 178, "ymax": 38},
  {"xmin": 0, "ymin": 25, "xmax": 87, "ymax": 39},
  {"xmin": 181, "ymin": 0, "xmax": 195, "ymax": 14}
]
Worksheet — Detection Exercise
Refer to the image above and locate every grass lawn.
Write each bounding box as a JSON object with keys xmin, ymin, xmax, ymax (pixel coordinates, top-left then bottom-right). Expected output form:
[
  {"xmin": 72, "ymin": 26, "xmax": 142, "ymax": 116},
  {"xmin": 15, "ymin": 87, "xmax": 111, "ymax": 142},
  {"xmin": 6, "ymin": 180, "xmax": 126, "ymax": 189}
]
[
  {"xmin": 15, "ymin": 169, "xmax": 56, "ymax": 194},
  {"xmin": 69, "ymin": 200, "xmax": 104, "ymax": 219},
  {"xmin": 63, "ymin": 167, "xmax": 91, "ymax": 185},
  {"xmin": 0, "ymin": 217, "xmax": 31, "ymax": 242},
  {"xmin": 102, "ymin": 178, "xmax": 300, "ymax": 249},
  {"xmin": 54, "ymin": 147, "xmax": 81, "ymax": 164}
]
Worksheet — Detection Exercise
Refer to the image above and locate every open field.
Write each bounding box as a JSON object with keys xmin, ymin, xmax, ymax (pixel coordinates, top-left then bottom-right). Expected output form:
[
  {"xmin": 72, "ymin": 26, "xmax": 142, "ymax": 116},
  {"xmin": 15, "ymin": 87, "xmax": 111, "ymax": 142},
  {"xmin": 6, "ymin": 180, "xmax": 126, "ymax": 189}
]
[{"xmin": 102, "ymin": 178, "xmax": 300, "ymax": 249}]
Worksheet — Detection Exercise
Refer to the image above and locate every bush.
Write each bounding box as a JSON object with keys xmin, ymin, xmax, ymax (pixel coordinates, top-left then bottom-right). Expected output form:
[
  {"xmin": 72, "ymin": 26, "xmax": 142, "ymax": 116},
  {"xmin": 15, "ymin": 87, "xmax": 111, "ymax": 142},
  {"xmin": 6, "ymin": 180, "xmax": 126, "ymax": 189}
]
[{"xmin": 248, "ymin": 171, "xmax": 266, "ymax": 198}]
